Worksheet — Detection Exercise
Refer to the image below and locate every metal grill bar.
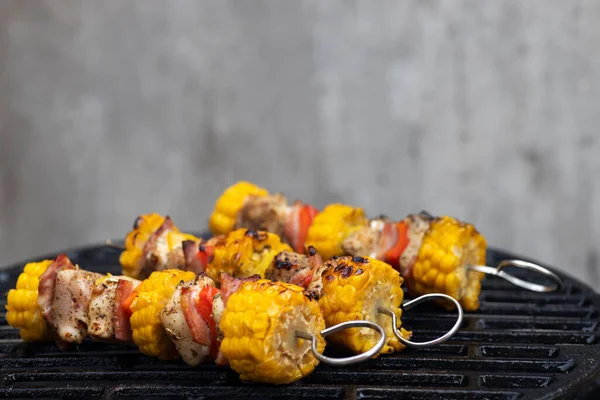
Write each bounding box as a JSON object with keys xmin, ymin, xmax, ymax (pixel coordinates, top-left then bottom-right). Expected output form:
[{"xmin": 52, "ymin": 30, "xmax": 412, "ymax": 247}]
[{"xmin": 1, "ymin": 246, "xmax": 599, "ymax": 400}]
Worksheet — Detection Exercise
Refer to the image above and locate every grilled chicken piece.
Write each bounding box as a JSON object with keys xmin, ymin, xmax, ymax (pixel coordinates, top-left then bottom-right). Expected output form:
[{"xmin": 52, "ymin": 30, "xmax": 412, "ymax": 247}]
[
  {"xmin": 236, "ymin": 194, "xmax": 290, "ymax": 239},
  {"xmin": 120, "ymin": 214, "xmax": 201, "ymax": 279},
  {"xmin": 342, "ymin": 216, "xmax": 396, "ymax": 259},
  {"xmin": 37, "ymin": 254, "xmax": 75, "ymax": 324},
  {"xmin": 88, "ymin": 276, "xmax": 140, "ymax": 341},
  {"xmin": 49, "ymin": 268, "xmax": 103, "ymax": 343},
  {"xmin": 143, "ymin": 217, "xmax": 186, "ymax": 273},
  {"xmin": 398, "ymin": 212, "xmax": 434, "ymax": 275},
  {"xmin": 161, "ymin": 275, "xmax": 216, "ymax": 366},
  {"xmin": 264, "ymin": 246, "xmax": 323, "ymax": 288}
]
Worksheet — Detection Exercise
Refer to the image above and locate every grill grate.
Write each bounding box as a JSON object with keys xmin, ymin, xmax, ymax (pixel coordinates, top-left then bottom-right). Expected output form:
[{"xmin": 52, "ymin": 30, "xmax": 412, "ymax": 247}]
[{"xmin": 1, "ymin": 244, "xmax": 599, "ymax": 400}]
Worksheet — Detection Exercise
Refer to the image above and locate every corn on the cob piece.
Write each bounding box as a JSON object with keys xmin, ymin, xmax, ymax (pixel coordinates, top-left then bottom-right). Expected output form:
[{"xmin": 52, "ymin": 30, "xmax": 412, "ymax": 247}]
[
  {"xmin": 209, "ymin": 181, "xmax": 269, "ymax": 236},
  {"xmin": 205, "ymin": 228, "xmax": 292, "ymax": 284},
  {"xmin": 5, "ymin": 260, "xmax": 54, "ymax": 342},
  {"xmin": 120, "ymin": 213, "xmax": 200, "ymax": 279},
  {"xmin": 129, "ymin": 269, "xmax": 196, "ymax": 360},
  {"xmin": 220, "ymin": 279, "xmax": 326, "ymax": 384},
  {"xmin": 401, "ymin": 215, "xmax": 486, "ymax": 311},
  {"xmin": 315, "ymin": 256, "xmax": 411, "ymax": 356},
  {"xmin": 306, "ymin": 204, "xmax": 368, "ymax": 260}
]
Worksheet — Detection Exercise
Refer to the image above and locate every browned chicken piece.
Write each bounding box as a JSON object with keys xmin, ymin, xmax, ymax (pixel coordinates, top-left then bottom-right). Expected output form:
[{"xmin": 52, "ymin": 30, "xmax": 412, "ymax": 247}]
[
  {"xmin": 264, "ymin": 246, "xmax": 323, "ymax": 289},
  {"xmin": 235, "ymin": 194, "xmax": 290, "ymax": 239},
  {"xmin": 38, "ymin": 254, "xmax": 75, "ymax": 324},
  {"xmin": 161, "ymin": 274, "xmax": 216, "ymax": 367},
  {"xmin": 341, "ymin": 216, "xmax": 395, "ymax": 259},
  {"xmin": 88, "ymin": 275, "xmax": 141, "ymax": 341},
  {"xmin": 399, "ymin": 212, "xmax": 435, "ymax": 274},
  {"xmin": 49, "ymin": 268, "xmax": 103, "ymax": 343}
]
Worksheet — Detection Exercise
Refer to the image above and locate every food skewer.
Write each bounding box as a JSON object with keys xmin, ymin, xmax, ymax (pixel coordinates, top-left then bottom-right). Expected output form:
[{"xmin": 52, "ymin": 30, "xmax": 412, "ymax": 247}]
[
  {"xmin": 5, "ymin": 255, "xmax": 385, "ymax": 384},
  {"xmin": 208, "ymin": 181, "xmax": 563, "ymax": 310},
  {"xmin": 113, "ymin": 218, "xmax": 464, "ymax": 356}
]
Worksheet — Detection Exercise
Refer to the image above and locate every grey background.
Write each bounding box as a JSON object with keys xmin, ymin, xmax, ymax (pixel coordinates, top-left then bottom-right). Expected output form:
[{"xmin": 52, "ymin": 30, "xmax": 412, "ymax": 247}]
[{"xmin": 1, "ymin": 0, "xmax": 599, "ymax": 289}]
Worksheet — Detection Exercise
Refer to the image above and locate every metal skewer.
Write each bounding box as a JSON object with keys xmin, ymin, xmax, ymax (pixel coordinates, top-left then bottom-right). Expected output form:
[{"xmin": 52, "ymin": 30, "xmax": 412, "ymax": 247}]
[
  {"xmin": 467, "ymin": 259, "xmax": 562, "ymax": 292},
  {"xmin": 295, "ymin": 320, "xmax": 386, "ymax": 366},
  {"xmin": 379, "ymin": 293, "xmax": 463, "ymax": 348}
]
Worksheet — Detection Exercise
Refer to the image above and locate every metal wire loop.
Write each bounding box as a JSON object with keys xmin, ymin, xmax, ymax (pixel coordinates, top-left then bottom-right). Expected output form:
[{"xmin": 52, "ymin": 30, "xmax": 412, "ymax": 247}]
[
  {"xmin": 295, "ymin": 320, "xmax": 386, "ymax": 366},
  {"xmin": 378, "ymin": 293, "xmax": 463, "ymax": 348},
  {"xmin": 468, "ymin": 259, "xmax": 562, "ymax": 292}
]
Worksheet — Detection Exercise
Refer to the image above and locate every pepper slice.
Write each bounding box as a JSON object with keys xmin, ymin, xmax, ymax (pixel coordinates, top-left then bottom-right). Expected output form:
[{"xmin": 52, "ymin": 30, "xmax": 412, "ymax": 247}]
[
  {"xmin": 114, "ymin": 279, "xmax": 136, "ymax": 342},
  {"xmin": 295, "ymin": 204, "xmax": 319, "ymax": 253},
  {"xmin": 180, "ymin": 286, "xmax": 212, "ymax": 347},
  {"xmin": 384, "ymin": 221, "xmax": 410, "ymax": 268},
  {"xmin": 121, "ymin": 287, "xmax": 138, "ymax": 318},
  {"xmin": 196, "ymin": 285, "xmax": 221, "ymax": 358},
  {"xmin": 196, "ymin": 244, "xmax": 215, "ymax": 270}
]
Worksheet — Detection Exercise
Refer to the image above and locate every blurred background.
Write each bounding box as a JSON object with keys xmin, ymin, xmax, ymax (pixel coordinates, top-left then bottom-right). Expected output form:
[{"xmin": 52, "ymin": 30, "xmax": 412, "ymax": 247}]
[{"xmin": 0, "ymin": 1, "xmax": 599, "ymax": 288}]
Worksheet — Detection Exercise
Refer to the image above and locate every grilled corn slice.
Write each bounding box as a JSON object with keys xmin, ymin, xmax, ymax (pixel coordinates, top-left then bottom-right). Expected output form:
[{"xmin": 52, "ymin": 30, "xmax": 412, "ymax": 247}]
[
  {"xmin": 120, "ymin": 213, "xmax": 200, "ymax": 279},
  {"xmin": 129, "ymin": 269, "xmax": 196, "ymax": 359},
  {"xmin": 316, "ymin": 256, "xmax": 411, "ymax": 356},
  {"xmin": 209, "ymin": 181, "xmax": 269, "ymax": 236},
  {"xmin": 220, "ymin": 279, "xmax": 326, "ymax": 384},
  {"xmin": 401, "ymin": 215, "xmax": 486, "ymax": 311},
  {"xmin": 205, "ymin": 228, "xmax": 292, "ymax": 284},
  {"xmin": 306, "ymin": 204, "xmax": 368, "ymax": 260},
  {"xmin": 5, "ymin": 260, "xmax": 54, "ymax": 341}
]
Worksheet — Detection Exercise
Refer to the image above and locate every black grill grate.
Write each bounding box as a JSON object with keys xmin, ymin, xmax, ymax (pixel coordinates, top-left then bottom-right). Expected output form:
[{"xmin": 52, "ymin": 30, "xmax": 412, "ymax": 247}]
[{"xmin": 1, "ymin": 244, "xmax": 599, "ymax": 400}]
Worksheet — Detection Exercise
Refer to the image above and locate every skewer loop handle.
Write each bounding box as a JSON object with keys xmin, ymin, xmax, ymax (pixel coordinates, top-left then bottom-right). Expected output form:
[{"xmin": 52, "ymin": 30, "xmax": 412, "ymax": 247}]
[
  {"xmin": 295, "ymin": 320, "xmax": 386, "ymax": 366},
  {"xmin": 468, "ymin": 259, "xmax": 562, "ymax": 292},
  {"xmin": 379, "ymin": 293, "xmax": 463, "ymax": 348}
]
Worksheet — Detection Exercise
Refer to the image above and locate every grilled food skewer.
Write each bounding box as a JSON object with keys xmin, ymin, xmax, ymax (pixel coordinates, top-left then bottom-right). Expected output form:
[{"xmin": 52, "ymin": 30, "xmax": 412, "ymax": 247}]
[
  {"xmin": 117, "ymin": 221, "xmax": 463, "ymax": 357},
  {"xmin": 5, "ymin": 255, "xmax": 384, "ymax": 384},
  {"xmin": 209, "ymin": 181, "xmax": 563, "ymax": 310},
  {"xmin": 115, "ymin": 214, "xmax": 465, "ymax": 354}
]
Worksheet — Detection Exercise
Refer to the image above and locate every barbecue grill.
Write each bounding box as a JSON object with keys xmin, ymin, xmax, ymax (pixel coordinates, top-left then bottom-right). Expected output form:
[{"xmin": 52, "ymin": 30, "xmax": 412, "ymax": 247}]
[{"xmin": 1, "ymin": 241, "xmax": 599, "ymax": 399}]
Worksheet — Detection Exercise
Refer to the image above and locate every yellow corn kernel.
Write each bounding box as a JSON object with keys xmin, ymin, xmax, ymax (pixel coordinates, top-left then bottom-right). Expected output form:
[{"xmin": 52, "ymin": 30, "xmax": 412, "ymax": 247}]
[
  {"xmin": 209, "ymin": 181, "xmax": 269, "ymax": 236},
  {"xmin": 220, "ymin": 279, "xmax": 326, "ymax": 384},
  {"xmin": 409, "ymin": 216, "xmax": 486, "ymax": 311},
  {"xmin": 306, "ymin": 204, "xmax": 368, "ymax": 260},
  {"xmin": 318, "ymin": 256, "xmax": 411, "ymax": 356},
  {"xmin": 129, "ymin": 269, "xmax": 196, "ymax": 359},
  {"xmin": 205, "ymin": 229, "xmax": 292, "ymax": 284},
  {"xmin": 5, "ymin": 260, "xmax": 54, "ymax": 342}
]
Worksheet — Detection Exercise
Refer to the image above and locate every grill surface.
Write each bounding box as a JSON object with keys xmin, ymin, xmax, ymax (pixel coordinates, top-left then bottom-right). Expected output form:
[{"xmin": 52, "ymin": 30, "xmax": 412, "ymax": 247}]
[{"xmin": 1, "ymin": 242, "xmax": 599, "ymax": 400}]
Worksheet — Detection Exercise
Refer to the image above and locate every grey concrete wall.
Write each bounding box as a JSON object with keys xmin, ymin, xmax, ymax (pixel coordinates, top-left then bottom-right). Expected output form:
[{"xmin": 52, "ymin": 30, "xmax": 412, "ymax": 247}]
[{"xmin": 1, "ymin": 0, "xmax": 599, "ymax": 289}]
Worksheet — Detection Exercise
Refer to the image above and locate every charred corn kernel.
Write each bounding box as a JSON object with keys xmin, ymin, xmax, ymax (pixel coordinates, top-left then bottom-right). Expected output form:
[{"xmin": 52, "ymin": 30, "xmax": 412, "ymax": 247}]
[
  {"xmin": 120, "ymin": 213, "xmax": 200, "ymax": 279},
  {"xmin": 5, "ymin": 260, "xmax": 54, "ymax": 341},
  {"xmin": 206, "ymin": 229, "xmax": 292, "ymax": 284},
  {"xmin": 318, "ymin": 256, "xmax": 411, "ymax": 356},
  {"xmin": 129, "ymin": 269, "xmax": 196, "ymax": 359},
  {"xmin": 306, "ymin": 204, "xmax": 368, "ymax": 260},
  {"xmin": 220, "ymin": 279, "xmax": 326, "ymax": 384},
  {"xmin": 410, "ymin": 216, "xmax": 486, "ymax": 311},
  {"xmin": 209, "ymin": 181, "xmax": 269, "ymax": 236}
]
